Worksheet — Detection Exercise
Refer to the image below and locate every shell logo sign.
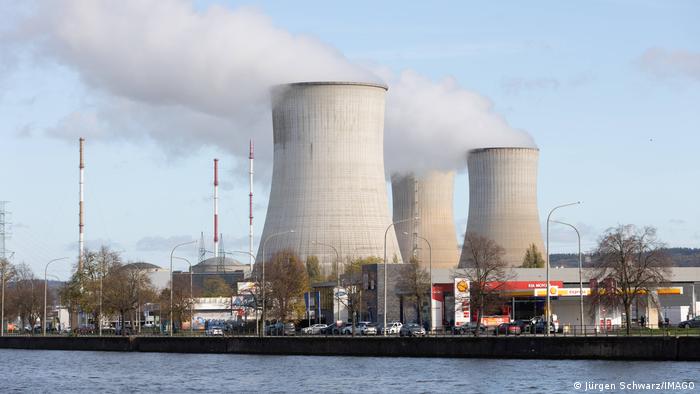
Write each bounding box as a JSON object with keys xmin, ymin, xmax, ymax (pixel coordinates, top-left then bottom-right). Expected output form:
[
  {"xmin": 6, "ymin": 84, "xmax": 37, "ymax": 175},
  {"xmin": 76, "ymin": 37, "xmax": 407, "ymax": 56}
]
[
  {"xmin": 549, "ymin": 286, "xmax": 559, "ymax": 296},
  {"xmin": 454, "ymin": 278, "xmax": 471, "ymax": 326}
]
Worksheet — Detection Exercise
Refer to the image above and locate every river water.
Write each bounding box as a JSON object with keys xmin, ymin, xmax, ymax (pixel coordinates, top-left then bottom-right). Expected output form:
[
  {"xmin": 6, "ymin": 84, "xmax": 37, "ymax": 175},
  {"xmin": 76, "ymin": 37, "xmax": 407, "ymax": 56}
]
[{"xmin": 0, "ymin": 349, "xmax": 697, "ymax": 393}]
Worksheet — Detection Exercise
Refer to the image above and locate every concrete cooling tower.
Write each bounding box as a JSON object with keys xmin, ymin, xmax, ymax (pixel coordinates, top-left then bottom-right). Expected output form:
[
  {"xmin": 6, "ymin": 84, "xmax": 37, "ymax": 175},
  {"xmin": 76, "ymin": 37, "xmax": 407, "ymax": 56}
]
[
  {"xmin": 256, "ymin": 82, "xmax": 402, "ymax": 272},
  {"xmin": 392, "ymin": 171, "xmax": 459, "ymax": 270},
  {"xmin": 460, "ymin": 147, "xmax": 545, "ymax": 267}
]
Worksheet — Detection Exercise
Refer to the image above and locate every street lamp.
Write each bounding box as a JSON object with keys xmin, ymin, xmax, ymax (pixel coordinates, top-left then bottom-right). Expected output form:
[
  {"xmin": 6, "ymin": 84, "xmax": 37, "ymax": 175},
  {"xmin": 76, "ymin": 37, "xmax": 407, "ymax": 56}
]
[
  {"xmin": 312, "ymin": 241, "xmax": 340, "ymax": 323},
  {"xmin": 170, "ymin": 240, "xmax": 196, "ymax": 336},
  {"xmin": 551, "ymin": 220, "xmax": 584, "ymax": 334},
  {"xmin": 261, "ymin": 230, "xmax": 294, "ymax": 337},
  {"xmin": 383, "ymin": 217, "xmax": 418, "ymax": 336},
  {"xmin": 172, "ymin": 256, "xmax": 193, "ymax": 336},
  {"xmin": 545, "ymin": 201, "xmax": 580, "ymax": 337},
  {"xmin": 44, "ymin": 257, "xmax": 68, "ymax": 336},
  {"xmin": 405, "ymin": 232, "xmax": 433, "ymax": 331}
]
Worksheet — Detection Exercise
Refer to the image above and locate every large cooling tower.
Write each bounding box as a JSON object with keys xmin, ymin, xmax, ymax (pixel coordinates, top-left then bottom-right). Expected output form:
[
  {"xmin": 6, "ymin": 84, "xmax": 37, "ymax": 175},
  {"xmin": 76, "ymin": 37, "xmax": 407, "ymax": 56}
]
[
  {"xmin": 392, "ymin": 171, "xmax": 459, "ymax": 270},
  {"xmin": 460, "ymin": 147, "xmax": 544, "ymax": 266},
  {"xmin": 256, "ymin": 82, "xmax": 402, "ymax": 271}
]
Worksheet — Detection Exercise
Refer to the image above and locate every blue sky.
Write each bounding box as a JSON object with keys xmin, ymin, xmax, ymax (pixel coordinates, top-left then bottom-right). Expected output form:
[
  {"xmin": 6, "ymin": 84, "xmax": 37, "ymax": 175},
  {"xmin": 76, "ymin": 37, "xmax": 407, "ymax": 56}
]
[{"xmin": 1, "ymin": 0, "xmax": 699, "ymax": 279}]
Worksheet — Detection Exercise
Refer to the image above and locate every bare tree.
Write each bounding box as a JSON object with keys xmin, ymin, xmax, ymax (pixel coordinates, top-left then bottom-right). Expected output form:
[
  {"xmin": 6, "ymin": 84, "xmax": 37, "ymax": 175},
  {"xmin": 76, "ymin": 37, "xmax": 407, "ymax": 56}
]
[
  {"xmin": 7, "ymin": 263, "xmax": 44, "ymax": 333},
  {"xmin": 590, "ymin": 225, "xmax": 672, "ymax": 334},
  {"xmin": 457, "ymin": 233, "xmax": 512, "ymax": 336},
  {"xmin": 340, "ymin": 256, "xmax": 381, "ymax": 335},
  {"xmin": 397, "ymin": 257, "xmax": 430, "ymax": 327},
  {"xmin": 103, "ymin": 263, "xmax": 155, "ymax": 335},
  {"xmin": 60, "ymin": 247, "xmax": 122, "ymax": 327},
  {"xmin": 254, "ymin": 250, "xmax": 308, "ymax": 323}
]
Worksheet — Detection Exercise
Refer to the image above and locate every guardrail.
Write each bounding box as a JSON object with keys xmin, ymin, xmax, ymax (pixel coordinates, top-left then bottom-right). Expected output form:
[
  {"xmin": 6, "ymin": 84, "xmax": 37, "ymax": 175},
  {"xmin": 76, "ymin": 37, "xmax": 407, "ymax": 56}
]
[{"xmin": 3, "ymin": 324, "xmax": 700, "ymax": 338}]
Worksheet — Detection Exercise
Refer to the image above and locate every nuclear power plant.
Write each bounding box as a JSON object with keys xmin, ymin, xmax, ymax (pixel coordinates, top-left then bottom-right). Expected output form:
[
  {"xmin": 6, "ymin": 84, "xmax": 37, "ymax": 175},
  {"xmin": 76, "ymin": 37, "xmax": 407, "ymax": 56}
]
[
  {"xmin": 256, "ymin": 82, "xmax": 402, "ymax": 271},
  {"xmin": 392, "ymin": 171, "xmax": 459, "ymax": 270},
  {"xmin": 460, "ymin": 147, "xmax": 545, "ymax": 266}
]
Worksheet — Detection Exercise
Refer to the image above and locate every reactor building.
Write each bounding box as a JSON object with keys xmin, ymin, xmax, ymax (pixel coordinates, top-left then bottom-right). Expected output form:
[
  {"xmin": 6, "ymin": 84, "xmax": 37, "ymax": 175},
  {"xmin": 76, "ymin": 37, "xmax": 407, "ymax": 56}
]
[
  {"xmin": 460, "ymin": 147, "xmax": 545, "ymax": 267},
  {"xmin": 256, "ymin": 82, "xmax": 402, "ymax": 272},
  {"xmin": 392, "ymin": 171, "xmax": 460, "ymax": 270}
]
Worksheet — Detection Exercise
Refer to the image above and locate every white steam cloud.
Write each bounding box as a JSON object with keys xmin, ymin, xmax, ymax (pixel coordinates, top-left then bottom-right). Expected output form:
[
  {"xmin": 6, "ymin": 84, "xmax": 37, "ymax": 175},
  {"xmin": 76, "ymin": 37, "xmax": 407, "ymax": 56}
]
[{"xmin": 6, "ymin": 0, "xmax": 534, "ymax": 174}]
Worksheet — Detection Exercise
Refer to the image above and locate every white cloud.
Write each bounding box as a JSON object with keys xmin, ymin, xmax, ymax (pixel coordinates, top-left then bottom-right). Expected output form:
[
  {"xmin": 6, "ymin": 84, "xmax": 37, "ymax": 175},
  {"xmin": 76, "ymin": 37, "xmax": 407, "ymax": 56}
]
[{"xmin": 638, "ymin": 47, "xmax": 700, "ymax": 81}]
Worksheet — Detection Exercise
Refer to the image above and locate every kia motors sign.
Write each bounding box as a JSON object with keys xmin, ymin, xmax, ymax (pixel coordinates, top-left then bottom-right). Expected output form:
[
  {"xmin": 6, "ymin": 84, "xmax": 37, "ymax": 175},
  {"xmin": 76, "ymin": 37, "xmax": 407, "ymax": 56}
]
[{"xmin": 454, "ymin": 278, "xmax": 471, "ymax": 327}]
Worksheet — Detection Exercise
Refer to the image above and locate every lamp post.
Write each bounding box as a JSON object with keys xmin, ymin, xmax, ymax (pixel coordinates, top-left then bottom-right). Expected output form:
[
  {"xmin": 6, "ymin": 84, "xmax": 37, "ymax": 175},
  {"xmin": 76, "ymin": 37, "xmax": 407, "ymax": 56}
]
[
  {"xmin": 546, "ymin": 201, "xmax": 580, "ymax": 337},
  {"xmin": 170, "ymin": 240, "xmax": 196, "ymax": 336},
  {"xmin": 383, "ymin": 217, "xmax": 418, "ymax": 336},
  {"xmin": 261, "ymin": 230, "xmax": 294, "ymax": 337},
  {"xmin": 551, "ymin": 220, "xmax": 583, "ymax": 334},
  {"xmin": 44, "ymin": 257, "xmax": 68, "ymax": 336},
  {"xmin": 172, "ymin": 256, "xmax": 193, "ymax": 335},
  {"xmin": 312, "ymin": 241, "xmax": 340, "ymax": 323}
]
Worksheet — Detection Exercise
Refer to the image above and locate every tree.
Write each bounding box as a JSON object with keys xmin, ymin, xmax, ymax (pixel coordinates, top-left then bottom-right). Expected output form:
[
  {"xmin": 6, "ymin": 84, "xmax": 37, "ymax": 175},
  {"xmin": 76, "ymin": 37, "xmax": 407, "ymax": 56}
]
[
  {"xmin": 6, "ymin": 263, "xmax": 44, "ymax": 333},
  {"xmin": 521, "ymin": 243, "xmax": 545, "ymax": 268},
  {"xmin": 590, "ymin": 225, "xmax": 672, "ymax": 334},
  {"xmin": 254, "ymin": 250, "xmax": 308, "ymax": 323},
  {"xmin": 202, "ymin": 276, "xmax": 231, "ymax": 297},
  {"xmin": 1, "ymin": 258, "xmax": 16, "ymax": 331},
  {"xmin": 103, "ymin": 263, "xmax": 155, "ymax": 335},
  {"xmin": 397, "ymin": 257, "xmax": 430, "ymax": 326},
  {"xmin": 305, "ymin": 256, "xmax": 322, "ymax": 284},
  {"xmin": 457, "ymin": 233, "xmax": 512, "ymax": 336},
  {"xmin": 340, "ymin": 256, "xmax": 381, "ymax": 335},
  {"xmin": 60, "ymin": 247, "xmax": 122, "ymax": 327}
]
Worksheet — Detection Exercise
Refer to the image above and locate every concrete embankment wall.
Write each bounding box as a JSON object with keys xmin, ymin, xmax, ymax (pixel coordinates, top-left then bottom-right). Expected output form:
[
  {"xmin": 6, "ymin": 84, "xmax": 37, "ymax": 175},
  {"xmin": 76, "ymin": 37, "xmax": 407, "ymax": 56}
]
[{"xmin": 1, "ymin": 336, "xmax": 698, "ymax": 361}]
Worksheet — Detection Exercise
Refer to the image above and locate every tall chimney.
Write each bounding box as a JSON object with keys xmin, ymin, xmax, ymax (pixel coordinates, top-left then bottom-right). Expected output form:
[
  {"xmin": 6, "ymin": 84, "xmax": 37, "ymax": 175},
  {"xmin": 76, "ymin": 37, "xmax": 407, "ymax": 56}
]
[
  {"xmin": 213, "ymin": 158, "xmax": 219, "ymax": 258},
  {"xmin": 78, "ymin": 137, "xmax": 85, "ymax": 272},
  {"xmin": 249, "ymin": 140, "xmax": 254, "ymax": 269}
]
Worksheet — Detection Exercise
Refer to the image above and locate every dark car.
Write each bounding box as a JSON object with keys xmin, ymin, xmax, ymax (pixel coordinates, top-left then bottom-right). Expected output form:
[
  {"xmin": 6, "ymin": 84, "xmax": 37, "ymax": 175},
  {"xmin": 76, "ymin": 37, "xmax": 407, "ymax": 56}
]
[
  {"xmin": 678, "ymin": 316, "xmax": 700, "ymax": 329},
  {"xmin": 454, "ymin": 323, "xmax": 487, "ymax": 335},
  {"xmin": 495, "ymin": 322, "xmax": 521, "ymax": 336},
  {"xmin": 399, "ymin": 323, "xmax": 426, "ymax": 337},
  {"xmin": 265, "ymin": 322, "xmax": 296, "ymax": 336},
  {"xmin": 531, "ymin": 318, "xmax": 555, "ymax": 334},
  {"xmin": 513, "ymin": 319, "xmax": 533, "ymax": 334}
]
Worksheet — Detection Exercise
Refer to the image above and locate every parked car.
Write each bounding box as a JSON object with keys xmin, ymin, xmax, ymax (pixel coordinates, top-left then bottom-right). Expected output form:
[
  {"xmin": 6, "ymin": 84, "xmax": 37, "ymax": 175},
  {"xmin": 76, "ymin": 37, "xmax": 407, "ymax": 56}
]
[
  {"xmin": 301, "ymin": 324, "xmax": 328, "ymax": 335},
  {"xmin": 399, "ymin": 323, "xmax": 426, "ymax": 337},
  {"xmin": 495, "ymin": 322, "xmax": 521, "ymax": 336},
  {"xmin": 678, "ymin": 316, "xmax": 700, "ymax": 328},
  {"xmin": 359, "ymin": 322, "xmax": 378, "ymax": 336},
  {"xmin": 206, "ymin": 326, "xmax": 224, "ymax": 336},
  {"xmin": 513, "ymin": 319, "xmax": 533, "ymax": 334},
  {"xmin": 381, "ymin": 321, "xmax": 403, "ymax": 335},
  {"xmin": 453, "ymin": 323, "xmax": 487, "ymax": 335},
  {"xmin": 266, "ymin": 322, "xmax": 296, "ymax": 336},
  {"xmin": 530, "ymin": 317, "xmax": 555, "ymax": 334}
]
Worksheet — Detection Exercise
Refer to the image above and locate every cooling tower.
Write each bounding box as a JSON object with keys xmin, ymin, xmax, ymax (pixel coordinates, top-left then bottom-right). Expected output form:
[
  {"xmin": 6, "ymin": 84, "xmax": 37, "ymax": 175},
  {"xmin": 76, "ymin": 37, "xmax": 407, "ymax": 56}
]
[
  {"xmin": 392, "ymin": 171, "xmax": 459, "ymax": 270},
  {"xmin": 257, "ymin": 82, "xmax": 402, "ymax": 272},
  {"xmin": 460, "ymin": 147, "xmax": 544, "ymax": 266}
]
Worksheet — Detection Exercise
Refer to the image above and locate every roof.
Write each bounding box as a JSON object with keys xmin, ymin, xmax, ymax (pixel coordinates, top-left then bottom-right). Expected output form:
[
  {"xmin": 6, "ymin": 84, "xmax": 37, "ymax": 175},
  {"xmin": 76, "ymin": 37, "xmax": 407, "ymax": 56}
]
[
  {"xmin": 193, "ymin": 256, "xmax": 247, "ymax": 273},
  {"xmin": 123, "ymin": 262, "xmax": 162, "ymax": 271}
]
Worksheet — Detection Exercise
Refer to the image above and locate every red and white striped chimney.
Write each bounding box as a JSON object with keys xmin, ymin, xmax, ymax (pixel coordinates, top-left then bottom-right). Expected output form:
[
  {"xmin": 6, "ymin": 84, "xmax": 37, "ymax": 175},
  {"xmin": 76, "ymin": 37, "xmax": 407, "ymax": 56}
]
[{"xmin": 213, "ymin": 158, "xmax": 219, "ymax": 258}]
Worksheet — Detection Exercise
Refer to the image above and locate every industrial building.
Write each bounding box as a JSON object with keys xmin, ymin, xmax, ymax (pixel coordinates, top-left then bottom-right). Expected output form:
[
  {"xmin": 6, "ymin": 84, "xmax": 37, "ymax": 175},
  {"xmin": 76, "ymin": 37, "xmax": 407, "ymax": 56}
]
[
  {"xmin": 460, "ymin": 147, "xmax": 545, "ymax": 266},
  {"xmin": 256, "ymin": 82, "xmax": 402, "ymax": 272},
  {"xmin": 391, "ymin": 171, "xmax": 459, "ymax": 270},
  {"xmin": 364, "ymin": 265, "xmax": 700, "ymax": 331}
]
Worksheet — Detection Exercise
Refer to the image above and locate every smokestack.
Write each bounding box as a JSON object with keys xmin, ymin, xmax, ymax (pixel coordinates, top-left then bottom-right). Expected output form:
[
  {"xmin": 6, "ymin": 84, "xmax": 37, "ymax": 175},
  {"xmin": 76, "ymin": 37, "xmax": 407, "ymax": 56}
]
[
  {"xmin": 460, "ymin": 147, "xmax": 544, "ymax": 266},
  {"xmin": 257, "ymin": 82, "xmax": 401, "ymax": 270},
  {"xmin": 249, "ymin": 140, "xmax": 254, "ymax": 269},
  {"xmin": 78, "ymin": 137, "xmax": 85, "ymax": 272},
  {"xmin": 213, "ymin": 158, "xmax": 219, "ymax": 258}
]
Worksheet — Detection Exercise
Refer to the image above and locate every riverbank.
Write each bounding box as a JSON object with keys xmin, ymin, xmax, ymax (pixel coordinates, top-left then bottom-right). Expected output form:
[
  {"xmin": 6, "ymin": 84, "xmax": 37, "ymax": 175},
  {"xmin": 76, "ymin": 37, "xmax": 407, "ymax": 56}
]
[{"xmin": 1, "ymin": 336, "xmax": 698, "ymax": 361}]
